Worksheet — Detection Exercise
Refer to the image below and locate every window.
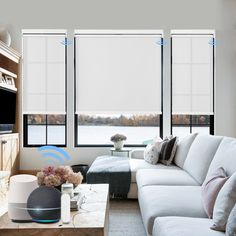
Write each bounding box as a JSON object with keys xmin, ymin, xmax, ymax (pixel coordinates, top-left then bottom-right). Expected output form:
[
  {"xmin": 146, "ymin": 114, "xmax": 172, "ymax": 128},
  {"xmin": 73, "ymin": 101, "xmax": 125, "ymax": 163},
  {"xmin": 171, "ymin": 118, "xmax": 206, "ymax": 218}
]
[
  {"xmin": 171, "ymin": 31, "xmax": 214, "ymax": 136},
  {"xmin": 22, "ymin": 31, "xmax": 67, "ymax": 147},
  {"xmin": 76, "ymin": 114, "xmax": 162, "ymax": 145},
  {"xmin": 75, "ymin": 30, "xmax": 163, "ymax": 146},
  {"xmin": 172, "ymin": 115, "xmax": 212, "ymax": 136}
]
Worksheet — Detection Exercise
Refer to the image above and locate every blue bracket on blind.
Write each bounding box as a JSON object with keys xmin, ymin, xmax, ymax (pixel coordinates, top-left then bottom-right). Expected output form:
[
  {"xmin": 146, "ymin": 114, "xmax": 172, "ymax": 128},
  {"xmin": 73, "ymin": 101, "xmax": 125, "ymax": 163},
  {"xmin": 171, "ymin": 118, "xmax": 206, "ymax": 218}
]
[
  {"xmin": 156, "ymin": 38, "xmax": 166, "ymax": 46},
  {"xmin": 208, "ymin": 38, "xmax": 216, "ymax": 46}
]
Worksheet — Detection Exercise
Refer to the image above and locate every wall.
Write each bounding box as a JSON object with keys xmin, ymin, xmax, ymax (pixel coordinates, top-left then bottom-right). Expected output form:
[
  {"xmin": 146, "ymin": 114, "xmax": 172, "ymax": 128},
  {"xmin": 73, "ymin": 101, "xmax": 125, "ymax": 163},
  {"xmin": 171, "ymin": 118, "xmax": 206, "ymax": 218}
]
[{"xmin": 0, "ymin": 0, "xmax": 235, "ymax": 169}]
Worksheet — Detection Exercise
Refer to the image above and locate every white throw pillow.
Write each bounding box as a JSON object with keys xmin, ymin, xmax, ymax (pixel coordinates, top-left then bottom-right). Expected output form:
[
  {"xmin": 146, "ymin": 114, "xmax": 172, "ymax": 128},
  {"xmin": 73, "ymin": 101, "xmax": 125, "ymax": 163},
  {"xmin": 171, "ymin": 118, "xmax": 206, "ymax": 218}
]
[
  {"xmin": 144, "ymin": 139, "xmax": 163, "ymax": 165},
  {"xmin": 211, "ymin": 172, "xmax": 236, "ymax": 232},
  {"xmin": 174, "ymin": 133, "xmax": 198, "ymax": 168}
]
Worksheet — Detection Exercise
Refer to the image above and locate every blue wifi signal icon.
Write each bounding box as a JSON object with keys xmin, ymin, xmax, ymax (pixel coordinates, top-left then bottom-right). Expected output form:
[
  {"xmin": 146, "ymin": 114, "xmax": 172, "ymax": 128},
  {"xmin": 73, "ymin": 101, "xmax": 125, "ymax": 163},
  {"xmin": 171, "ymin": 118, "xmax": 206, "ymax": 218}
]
[
  {"xmin": 60, "ymin": 39, "xmax": 73, "ymax": 46},
  {"xmin": 208, "ymin": 38, "xmax": 216, "ymax": 46},
  {"xmin": 38, "ymin": 146, "xmax": 72, "ymax": 165},
  {"xmin": 156, "ymin": 39, "xmax": 166, "ymax": 46}
]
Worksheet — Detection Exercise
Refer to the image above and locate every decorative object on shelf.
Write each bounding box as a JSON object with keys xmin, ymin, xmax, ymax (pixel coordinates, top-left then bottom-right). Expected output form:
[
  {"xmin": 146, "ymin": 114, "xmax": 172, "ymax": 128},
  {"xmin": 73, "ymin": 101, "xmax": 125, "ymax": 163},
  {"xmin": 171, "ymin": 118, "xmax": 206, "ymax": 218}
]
[
  {"xmin": 0, "ymin": 27, "xmax": 11, "ymax": 47},
  {"xmin": 36, "ymin": 166, "xmax": 83, "ymax": 189},
  {"xmin": 110, "ymin": 133, "xmax": 127, "ymax": 150},
  {"xmin": 0, "ymin": 72, "xmax": 5, "ymax": 84},
  {"xmin": 5, "ymin": 76, "xmax": 15, "ymax": 86},
  {"xmin": 0, "ymin": 74, "xmax": 16, "ymax": 91}
]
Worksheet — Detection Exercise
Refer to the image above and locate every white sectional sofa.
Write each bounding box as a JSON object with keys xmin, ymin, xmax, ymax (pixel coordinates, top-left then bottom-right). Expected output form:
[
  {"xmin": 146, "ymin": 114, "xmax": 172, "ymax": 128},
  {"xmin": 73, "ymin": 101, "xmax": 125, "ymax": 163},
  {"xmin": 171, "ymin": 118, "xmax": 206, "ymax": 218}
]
[{"xmin": 130, "ymin": 133, "xmax": 236, "ymax": 236}]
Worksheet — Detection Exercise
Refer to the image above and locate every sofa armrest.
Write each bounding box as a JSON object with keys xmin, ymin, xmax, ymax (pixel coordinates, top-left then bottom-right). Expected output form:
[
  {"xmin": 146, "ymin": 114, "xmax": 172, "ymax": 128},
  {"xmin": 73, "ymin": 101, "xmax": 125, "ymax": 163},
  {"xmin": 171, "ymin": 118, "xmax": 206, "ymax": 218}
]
[{"xmin": 131, "ymin": 149, "xmax": 145, "ymax": 159}]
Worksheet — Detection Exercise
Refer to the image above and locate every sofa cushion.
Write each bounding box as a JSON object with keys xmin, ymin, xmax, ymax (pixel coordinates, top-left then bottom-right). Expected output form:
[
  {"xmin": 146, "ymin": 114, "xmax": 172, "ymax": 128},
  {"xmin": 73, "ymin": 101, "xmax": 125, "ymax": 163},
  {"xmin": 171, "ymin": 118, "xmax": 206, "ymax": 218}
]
[
  {"xmin": 129, "ymin": 159, "xmax": 179, "ymax": 183},
  {"xmin": 153, "ymin": 217, "xmax": 225, "ymax": 236},
  {"xmin": 136, "ymin": 169, "xmax": 199, "ymax": 189},
  {"xmin": 207, "ymin": 137, "xmax": 236, "ymax": 178},
  {"xmin": 174, "ymin": 133, "xmax": 198, "ymax": 168},
  {"xmin": 138, "ymin": 186, "xmax": 207, "ymax": 235},
  {"xmin": 183, "ymin": 135, "xmax": 223, "ymax": 184}
]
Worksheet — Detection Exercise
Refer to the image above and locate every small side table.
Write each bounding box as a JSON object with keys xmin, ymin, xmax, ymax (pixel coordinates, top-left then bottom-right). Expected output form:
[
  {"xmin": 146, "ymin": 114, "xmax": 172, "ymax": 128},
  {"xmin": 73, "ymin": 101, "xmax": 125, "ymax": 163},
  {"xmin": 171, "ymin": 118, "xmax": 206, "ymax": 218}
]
[{"xmin": 110, "ymin": 148, "xmax": 132, "ymax": 157}]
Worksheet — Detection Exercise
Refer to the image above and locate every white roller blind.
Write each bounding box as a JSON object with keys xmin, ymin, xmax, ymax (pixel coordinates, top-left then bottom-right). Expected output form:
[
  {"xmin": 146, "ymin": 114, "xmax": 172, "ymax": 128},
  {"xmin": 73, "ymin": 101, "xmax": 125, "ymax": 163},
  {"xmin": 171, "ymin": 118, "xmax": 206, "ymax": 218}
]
[
  {"xmin": 23, "ymin": 33, "xmax": 66, "ymax": 114},
  {"xmin": 75, "ymin": 33, "xmax": 162, "ymax": 114},
  {"xmin": 172, "ymin": 34, "xmax": 214, "ymax": 115}
]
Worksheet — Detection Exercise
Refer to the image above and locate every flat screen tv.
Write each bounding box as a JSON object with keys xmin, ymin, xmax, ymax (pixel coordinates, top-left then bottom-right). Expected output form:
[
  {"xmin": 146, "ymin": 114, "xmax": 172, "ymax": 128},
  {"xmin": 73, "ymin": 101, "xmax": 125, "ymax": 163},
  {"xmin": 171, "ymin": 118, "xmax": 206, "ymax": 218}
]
[{"xmin": 0, "ymin": 87, "xmax": 16, "ymax": 133}]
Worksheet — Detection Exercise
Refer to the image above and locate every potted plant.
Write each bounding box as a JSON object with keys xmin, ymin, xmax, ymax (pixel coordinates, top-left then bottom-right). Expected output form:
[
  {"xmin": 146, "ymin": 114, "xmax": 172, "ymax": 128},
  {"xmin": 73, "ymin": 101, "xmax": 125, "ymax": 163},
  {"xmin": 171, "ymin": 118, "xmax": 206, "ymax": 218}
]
[
  {"xmin": 110, "ymin": 134, "xmax": 127, "ymax": 150},
  {"xmin": 36, "ymin": 166, "xmax": 83, "ymax": 190}
]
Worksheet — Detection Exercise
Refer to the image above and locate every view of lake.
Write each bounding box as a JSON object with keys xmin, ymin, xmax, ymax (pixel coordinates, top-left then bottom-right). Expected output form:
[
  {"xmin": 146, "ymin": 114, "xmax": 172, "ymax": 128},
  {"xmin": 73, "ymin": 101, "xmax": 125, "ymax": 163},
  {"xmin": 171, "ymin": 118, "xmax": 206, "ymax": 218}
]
[{"xmin": 28, "ymin": 125, "xmax": 209, "ymax": 145}]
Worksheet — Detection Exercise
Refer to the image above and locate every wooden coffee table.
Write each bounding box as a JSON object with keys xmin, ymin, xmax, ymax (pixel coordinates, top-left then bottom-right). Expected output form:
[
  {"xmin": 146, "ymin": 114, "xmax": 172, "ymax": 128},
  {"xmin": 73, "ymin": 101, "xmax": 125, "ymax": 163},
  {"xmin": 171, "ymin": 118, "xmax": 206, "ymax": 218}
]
[{"xmin": 0, "ymin": 184, "xmax": 109, "ymax": 236}]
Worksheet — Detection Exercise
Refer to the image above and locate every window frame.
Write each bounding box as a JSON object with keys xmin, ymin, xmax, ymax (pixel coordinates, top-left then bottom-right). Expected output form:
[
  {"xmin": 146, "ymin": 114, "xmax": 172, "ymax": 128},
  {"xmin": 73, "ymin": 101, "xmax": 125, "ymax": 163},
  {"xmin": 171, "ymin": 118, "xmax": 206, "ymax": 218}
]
[
  {"xmin": 22, "ymin": 31, "xmax": 67, "ymax": 147},
  {"xmin": 170, "ymin": 33, "xmax": 215, "ymax": 136},
  {"xmin": 23, "ymin": 114, "xmax": 67, "ymax": 147},
  {"xmin": 74, "ymin": 32, "xmax": 164, "ymax": 147}
]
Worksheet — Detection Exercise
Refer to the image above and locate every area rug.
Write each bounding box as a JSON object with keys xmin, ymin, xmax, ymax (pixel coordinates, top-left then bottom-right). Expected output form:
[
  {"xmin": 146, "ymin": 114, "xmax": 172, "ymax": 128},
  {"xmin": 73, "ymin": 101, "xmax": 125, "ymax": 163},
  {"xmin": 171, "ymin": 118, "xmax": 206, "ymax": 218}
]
[{"xmin": 109, "ymin": 200, "xmax": 146, "ymax": 236}]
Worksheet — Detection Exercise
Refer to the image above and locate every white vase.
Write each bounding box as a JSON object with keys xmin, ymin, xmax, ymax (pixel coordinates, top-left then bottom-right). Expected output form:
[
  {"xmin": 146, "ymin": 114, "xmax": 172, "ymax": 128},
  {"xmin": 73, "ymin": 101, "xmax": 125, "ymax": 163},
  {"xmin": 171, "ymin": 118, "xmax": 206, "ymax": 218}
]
[
  {"xmin": 113, "ymin": 141, "xmax": 124, "ymax": 150},
  {"xmin": 0, "ymin": 28, "xmax": 11, "ymax": 47}
]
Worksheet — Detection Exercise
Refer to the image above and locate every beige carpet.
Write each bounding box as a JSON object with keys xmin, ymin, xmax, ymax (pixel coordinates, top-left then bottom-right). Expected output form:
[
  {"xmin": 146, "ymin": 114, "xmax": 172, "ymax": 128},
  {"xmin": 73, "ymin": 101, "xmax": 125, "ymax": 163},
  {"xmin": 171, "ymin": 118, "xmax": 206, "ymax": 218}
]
[{"xmin": 109, "ymin": 200, "xmax": 146, "ymax": 236}]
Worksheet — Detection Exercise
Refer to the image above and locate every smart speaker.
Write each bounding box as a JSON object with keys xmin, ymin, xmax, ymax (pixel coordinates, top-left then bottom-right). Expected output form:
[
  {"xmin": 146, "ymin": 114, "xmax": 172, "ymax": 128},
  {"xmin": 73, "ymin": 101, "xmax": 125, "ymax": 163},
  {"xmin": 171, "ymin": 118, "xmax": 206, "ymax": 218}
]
[
  {"xmin": 27, "ymin": 186, "xmax": 61, "ymax": 223},
  {"xmin": 8, "ymin": 174, "xmax": 38, "ymax": 222}
]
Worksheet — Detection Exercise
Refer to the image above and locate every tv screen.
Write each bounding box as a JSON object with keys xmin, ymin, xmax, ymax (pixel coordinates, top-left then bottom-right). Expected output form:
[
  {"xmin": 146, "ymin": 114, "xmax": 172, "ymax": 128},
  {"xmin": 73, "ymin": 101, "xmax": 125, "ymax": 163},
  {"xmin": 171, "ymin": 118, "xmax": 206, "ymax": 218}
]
[{"xmin": 0, "ymin": 88, "xmax": 16, "ymax": 124}]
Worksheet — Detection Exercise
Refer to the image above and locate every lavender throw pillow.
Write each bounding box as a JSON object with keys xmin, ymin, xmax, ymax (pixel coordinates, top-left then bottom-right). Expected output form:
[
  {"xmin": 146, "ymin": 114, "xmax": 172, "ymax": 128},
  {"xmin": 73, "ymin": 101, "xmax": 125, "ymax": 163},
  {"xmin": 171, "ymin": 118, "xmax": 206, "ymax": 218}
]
[{"xmin": 201, "ymin": 167, "xmax": 228, "ymax": 218}]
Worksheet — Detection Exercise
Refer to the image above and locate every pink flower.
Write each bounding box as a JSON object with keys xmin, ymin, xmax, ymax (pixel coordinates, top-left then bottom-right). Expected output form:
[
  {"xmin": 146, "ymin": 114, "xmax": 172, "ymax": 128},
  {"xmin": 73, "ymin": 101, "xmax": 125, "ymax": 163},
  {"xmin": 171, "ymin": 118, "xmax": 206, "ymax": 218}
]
[
  {"xmin": 36, "ymin": 172, "xmax": 45, "ymax": 185},
  {"xmin": 42, "ymin": 166, "xmax": 55, "ymax": 176},
  {"xmin": 55, "ymin": 166, "xmax": 73, "ymax": 183},
  {"xmin": 44, "ymin": 175, "xmax": 61, "ymax": 187},
  {"xmin": 67, "ymin": 172, "xmax": 83, "ymax": 186},
  {"xmin": 36, "ymin": 165, "xmax": 83, "ymax": 187}
]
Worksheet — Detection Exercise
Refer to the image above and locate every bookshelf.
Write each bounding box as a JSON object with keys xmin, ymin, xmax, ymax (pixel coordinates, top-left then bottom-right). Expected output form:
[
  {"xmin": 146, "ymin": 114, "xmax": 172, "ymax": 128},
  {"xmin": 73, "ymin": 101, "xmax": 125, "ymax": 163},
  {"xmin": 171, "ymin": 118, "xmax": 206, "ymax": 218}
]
[{"xmin": 0, "ymin": 40, "xmax": 21, "ymax": 176}]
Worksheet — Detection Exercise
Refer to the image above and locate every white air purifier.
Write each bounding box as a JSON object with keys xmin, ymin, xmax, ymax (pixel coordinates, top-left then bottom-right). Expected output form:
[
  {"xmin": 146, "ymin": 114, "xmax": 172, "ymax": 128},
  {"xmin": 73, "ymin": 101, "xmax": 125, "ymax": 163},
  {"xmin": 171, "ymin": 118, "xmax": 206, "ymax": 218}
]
[{"xmin": 8, "ymin": 174, "xmax": 38, "ymax": 222}]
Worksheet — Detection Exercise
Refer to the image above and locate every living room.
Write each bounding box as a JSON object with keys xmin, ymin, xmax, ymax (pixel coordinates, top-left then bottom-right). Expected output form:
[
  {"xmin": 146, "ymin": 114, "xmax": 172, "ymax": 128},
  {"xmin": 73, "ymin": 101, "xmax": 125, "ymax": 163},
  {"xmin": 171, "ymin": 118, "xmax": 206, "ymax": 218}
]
[{"xmin": 0, "ymin": 0, "xmax": 236, "ymax": 235}]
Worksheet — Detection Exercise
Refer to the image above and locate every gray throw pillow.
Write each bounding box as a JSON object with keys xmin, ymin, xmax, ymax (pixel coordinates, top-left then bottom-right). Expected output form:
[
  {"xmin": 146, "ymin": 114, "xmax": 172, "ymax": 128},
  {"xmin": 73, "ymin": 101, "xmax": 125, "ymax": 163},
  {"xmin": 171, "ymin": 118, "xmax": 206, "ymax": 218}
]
[
  {"xmin": 226, "ymin": 204, "xmax": 236, "ymax": 236},
  {"xmin": 211, "ymin": 172, "xmax": 236, "ymax": 231}
]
